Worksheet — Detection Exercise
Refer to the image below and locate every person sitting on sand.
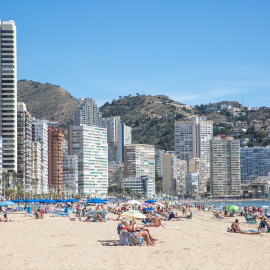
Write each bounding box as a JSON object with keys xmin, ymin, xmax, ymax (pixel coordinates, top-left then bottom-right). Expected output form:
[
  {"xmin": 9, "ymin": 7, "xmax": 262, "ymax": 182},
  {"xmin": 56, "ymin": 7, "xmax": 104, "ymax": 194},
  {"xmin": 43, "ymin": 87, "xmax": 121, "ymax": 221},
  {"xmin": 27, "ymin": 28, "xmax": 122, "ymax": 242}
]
[
  {"xmin": 258, "ymin": 216, "xmax": 270, "ymax": 233},
  {"xmin": 215, "ymin": 211, "xmax": 224, "ymax": 219},
  {"xmin": 231, "ymin": 219, "xmax": 260, "ymax": 234}
]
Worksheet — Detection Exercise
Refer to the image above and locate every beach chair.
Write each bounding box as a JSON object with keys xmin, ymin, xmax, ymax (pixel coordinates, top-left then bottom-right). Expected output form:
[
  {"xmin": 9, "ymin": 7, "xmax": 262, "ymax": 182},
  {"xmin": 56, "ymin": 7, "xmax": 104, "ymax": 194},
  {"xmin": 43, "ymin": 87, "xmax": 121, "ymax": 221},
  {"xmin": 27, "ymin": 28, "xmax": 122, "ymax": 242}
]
[
  {"xmin": 186, "ymin": 212, "xmax": 194, "ymax": 220},
  {"xmin": 244, "ymin": 213, "xmax": 257, "ymax": 223},
  {"xmin": 128, "ymin": 232, "xmax": 144, "ymax": 246},
  {"xmin": 68, "ymin": 215, "xmax": 76, "ymax": 221}
]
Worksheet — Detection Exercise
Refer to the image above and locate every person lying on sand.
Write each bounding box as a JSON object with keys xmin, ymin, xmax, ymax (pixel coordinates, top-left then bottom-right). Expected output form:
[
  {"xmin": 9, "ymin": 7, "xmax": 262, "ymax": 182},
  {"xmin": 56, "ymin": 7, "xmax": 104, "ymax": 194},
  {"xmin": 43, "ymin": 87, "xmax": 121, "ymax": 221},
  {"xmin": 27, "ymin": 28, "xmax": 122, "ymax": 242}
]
[{"xmin": 230, "ymin": 219, "xmax": 260, "ymax": 234}]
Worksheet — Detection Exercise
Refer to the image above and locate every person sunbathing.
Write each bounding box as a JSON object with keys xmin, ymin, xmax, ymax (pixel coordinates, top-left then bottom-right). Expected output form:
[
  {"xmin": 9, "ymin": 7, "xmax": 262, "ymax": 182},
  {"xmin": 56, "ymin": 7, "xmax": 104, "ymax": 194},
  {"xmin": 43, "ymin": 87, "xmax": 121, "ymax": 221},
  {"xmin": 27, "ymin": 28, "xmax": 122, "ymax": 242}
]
[
  {"xmin": 130, "ymin": 220, "xmax": 157, "ymax": 242},
  {"xmin": 125, "ymin": 221, "xmax": 154, "ymax": 246},
  {"xmin": 231, "ymin": 219, "xmax": 260, "ymax": 234},
  {"xmin": 258, "ymin": 216, "xmax": 270, "ymax": 233},
  {"xmin": 85, "ymin": 216, "xmax": 93, "ymax": 222},
  {"xmin": 96, "ymin": 212, "xmax": 106, "ymax": 222}
]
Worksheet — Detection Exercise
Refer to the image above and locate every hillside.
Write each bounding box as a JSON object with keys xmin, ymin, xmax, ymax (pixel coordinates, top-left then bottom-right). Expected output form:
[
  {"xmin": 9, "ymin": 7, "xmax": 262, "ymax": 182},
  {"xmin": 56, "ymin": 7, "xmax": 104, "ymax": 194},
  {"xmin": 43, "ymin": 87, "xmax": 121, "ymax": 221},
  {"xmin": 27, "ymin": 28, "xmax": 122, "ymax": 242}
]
[
  {"xmin": 17, "ymin": 80, "xmax": 77, "ymax": 131},
  {"xmin": 100, "ymin": 94, "xmax": 195, "ymax": 150}
]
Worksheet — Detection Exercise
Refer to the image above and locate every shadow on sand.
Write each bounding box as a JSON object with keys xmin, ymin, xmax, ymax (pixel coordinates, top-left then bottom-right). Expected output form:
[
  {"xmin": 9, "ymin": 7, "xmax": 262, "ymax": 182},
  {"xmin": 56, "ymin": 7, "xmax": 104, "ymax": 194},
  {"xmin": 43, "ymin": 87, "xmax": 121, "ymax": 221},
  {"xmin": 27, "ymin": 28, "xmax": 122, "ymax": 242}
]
[{"xmin": 98, "ymin": 240, "xmax": 119, "ymax": 246}]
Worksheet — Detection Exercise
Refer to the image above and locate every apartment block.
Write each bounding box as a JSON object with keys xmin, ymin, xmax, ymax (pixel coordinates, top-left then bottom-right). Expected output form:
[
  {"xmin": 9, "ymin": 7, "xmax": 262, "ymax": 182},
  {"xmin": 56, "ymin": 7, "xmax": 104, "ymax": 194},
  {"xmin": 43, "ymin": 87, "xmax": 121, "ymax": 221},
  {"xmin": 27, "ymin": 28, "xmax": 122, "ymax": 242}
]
[
  {"xmin": 74, "ymin": 98, "xmax": 101, "ymax": 127},
  {"xmin": 48, "ymin": 126, "xmax": 64, "ymax": 194},
  {"xmin": 186, "ymin": 172, "xmax": 200, "ymax": 195},
  {"xmin": 210, "ymin": 137, "xmax": 241, "ymax": 197},
  {"xmin": 240, "ymin": 147, "xmax": 270, "ymax": 187},
  {"xmin": 17, "ymin": 102, "xmax": 32, "ymax": 191},
  {"xmin": 63, "ymin": 155, "xmax": 78, "ymax": 195},
  {"xmin": 175, "ymin": 116, "xmax": 213, "ymax": 177},
  {"xmin": 155, "ymin": 149, "xmax": 165, "ymax": 178},
  {"xmin": 68, "ymin": 125, "xmax": 108, "ymax": 195},
  {"xmin": 32, "ymin": 119, "xmax": 48, "ymax": 194},
  {"xmin": 0, "ymin": 20, "xmax": 17, "ymax": 172},
  {"xmin": 189, "ymin": 158, "xmax": 207, "ymax": 193},
  {"xmin": 0, "ymin": 136, "xmax": 2, "ymax": 192},
  {"xmin": 32, "ymin": 142, "xmax": 42, "ymax": 194}
]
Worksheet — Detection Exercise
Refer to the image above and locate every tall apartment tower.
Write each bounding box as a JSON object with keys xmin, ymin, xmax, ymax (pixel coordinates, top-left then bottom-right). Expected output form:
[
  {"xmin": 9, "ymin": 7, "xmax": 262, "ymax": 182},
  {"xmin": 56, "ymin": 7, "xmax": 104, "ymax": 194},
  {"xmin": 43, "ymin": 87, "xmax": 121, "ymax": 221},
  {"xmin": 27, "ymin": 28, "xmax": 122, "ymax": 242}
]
[
  {"xmin": 68, "ymin": 125, "xmax": 108, "ymax": 195},
  {"xmin": 175, "ymin": 115, "xmax": 213, "ymax": 177},
  {"xmin": 123, "ymin": 144, "xmax": 155, "ymax": 192},
  {"xmin": 32, "ymin": 142, "xmax": 42, "ymax": 194},
  {"xmin": 0, "ymin": 20, "xmax": 17, "ymax": 172},
  {"xmin": 48, "ymin": 126, "xmax": 64, "ymax": 194},
  {"xmin": 0, "ymin": 136, "xmax": 2, "ymax": 192},
  {"xmin": 63, "ymin": 155, "xmax": 78, "ymax": 195},
  {"xmin": 240, "ymin": 147, "xmax": 270, "ymax": 188},
  {"xmin": 210, "ymin": 137, "xmax": 241, "ymax": 197},
  {"xmin": 32, "ymin": 119, "xmax": 48, "ymax": 194},
  {"xmin": 17, "ymin": 102, "xmax": 32, "ymax": 191},
  {"xmin": 162, "ymin": 153, "xmax": 187, "ymax": 194},
  {"xmin": 74, "ymin": 98, "xmax": 101, "ymax": 127},
  {"xmin": 101, "ymin": 116, "xmax": 132, "ymax": 163}
]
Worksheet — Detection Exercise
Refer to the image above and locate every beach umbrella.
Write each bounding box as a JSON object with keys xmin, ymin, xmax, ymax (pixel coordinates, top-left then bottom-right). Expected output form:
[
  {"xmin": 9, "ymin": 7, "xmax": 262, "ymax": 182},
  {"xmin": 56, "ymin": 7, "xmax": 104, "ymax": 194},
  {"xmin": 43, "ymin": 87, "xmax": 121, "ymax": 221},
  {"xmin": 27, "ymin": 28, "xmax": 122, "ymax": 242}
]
[
  {"xmin": 0, "ymin": 200, "xmax": 17, "ymax": 207},
  {"xmin": 87, "ymin": 198, "xmax": 104, "ymax": 204},
  {"xmin": 153, "ymin": 202, "xmax": 165, "ymax": 208},
  {"xmin": 66, "ymin": 199, "xmax": 79, "ymax": 203},
  {"xmin": 227, "ymin": 205, "xmax": 239, "ymax": 213},
  {"xmin": 144, "ymin": 207, "xmax": 154, "ymax": 211},
  {"xmin": 12, "ymin": 199, "xmax": 23, "ymax": 203},
  {"xmin": 103, "ymin": 199, "xmax": 110, "ymax": 202},
  {"xmin": 121, "ymin": 210, "xmax": 147, "ymax": 219},
  {"xmin": 127, "ymin": 200, "xmax": 141, "ymax": 205},
  {"xmin": 144, "ymin": 200, "xmax": 157, "ymax": 203},
  {"xmin": 55, "ymin": 199, "xmax": 66, "ymax": 203}
]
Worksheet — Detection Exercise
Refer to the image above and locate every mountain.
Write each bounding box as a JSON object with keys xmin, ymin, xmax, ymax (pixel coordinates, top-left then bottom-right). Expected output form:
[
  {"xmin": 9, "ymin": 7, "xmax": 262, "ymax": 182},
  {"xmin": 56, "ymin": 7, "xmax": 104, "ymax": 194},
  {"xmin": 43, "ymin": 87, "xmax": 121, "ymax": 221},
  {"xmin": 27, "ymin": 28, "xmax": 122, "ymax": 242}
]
[
  {"xmin": 17, "ymin": 80, "xmax": 77, "ymax": 131},
  {"xmin": 100, "ymin": 94, "xmax": 195, "ymax": 150},
  {"xmin": 17, "ymin": 79, "xmax": 270, "ymax": 150}
]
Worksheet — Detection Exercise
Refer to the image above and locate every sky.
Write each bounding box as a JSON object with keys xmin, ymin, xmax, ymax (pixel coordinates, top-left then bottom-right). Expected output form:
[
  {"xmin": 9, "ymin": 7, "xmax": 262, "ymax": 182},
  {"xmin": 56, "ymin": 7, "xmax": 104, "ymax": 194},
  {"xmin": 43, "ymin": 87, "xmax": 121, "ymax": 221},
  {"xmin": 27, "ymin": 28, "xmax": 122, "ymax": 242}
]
[{"xmin": 1, "ymin": 0, "xmax": 270, "ymax": 107}]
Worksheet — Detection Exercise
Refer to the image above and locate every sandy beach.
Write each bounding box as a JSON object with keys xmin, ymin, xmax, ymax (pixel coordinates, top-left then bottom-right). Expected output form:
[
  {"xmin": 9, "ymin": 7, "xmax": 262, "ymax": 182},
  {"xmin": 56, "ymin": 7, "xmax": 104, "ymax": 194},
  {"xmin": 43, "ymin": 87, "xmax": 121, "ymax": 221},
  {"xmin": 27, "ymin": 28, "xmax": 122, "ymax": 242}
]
[{"xmin": 1, "ymin": 209, "xmax": 270, "ymax": 270}]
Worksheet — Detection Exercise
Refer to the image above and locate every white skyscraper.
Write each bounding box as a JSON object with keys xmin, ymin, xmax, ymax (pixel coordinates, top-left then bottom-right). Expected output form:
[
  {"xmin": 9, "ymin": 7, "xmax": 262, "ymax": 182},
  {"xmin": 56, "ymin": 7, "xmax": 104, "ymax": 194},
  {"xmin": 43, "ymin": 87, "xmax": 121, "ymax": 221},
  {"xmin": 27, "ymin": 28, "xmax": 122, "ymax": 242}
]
[
  {"xmin": 101, "ymin": 116, "xmax": 132, "ymax": 164},
  {"xmin": 32, "ymin": 120, "xmax": 48, "ymax": 194},
  {"xmin": 0, "ymin": 20, "xmax": 17, "ymax": 172},
  {"xmin": 175, "ymin": 115, "xmax": 213, "ymax": 177},
  {"xmin": 68, "ymin": 125, "xmax": 108, "ymax": 196},
  {"xmin": 74, "ymin": 98, "xmax": 101, "ymax": 127}
]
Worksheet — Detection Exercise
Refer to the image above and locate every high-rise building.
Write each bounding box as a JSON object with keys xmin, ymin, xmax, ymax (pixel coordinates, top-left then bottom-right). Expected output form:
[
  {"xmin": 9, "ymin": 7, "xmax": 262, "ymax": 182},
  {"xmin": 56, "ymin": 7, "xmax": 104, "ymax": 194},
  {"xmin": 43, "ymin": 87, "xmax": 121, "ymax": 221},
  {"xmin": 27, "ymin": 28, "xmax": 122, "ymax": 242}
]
[
  {"xmin": 101, "ymin": 116, "xmax": 132, "ymax": 164},
  {"xmin": 74, "ymin": 98, "xmax": 101, "ymax": 127},
  {"xmin": 17, "ymin": 102, "xmax": 32, "ymax": 192},
  {"xmin": 117, "ymin": 123, "xmax": 132, "ymax": 164},
  {"xmin": 162, "ymin": 153, "xmax": 187, "ymax": 194},
  {"xmin": 210, "ymin": 137, "xmax": 241, "ymax": 197},
  {"xmin": 32, "ymin": 142, "xmax": 42, "ymax": 194},
  {"xmin": 175, "ymin": 116, "xmax": 213, "ymax": 176},
  {"xmin": 155, "ymin": 149, "xmax": 165, "ymax": 178},
  {"xmin": 0, "ymin": 136, "xmax": 2, "ymax": 192},
  {"xmin": 186, "ymin": 172, "xmax": 200, "ymax": 195},
  {"xmin": 0, "ymin": 20, "xmax": 17, "ymax": 172},
  {"xmin": 63, "ymin": 155, "xmax": 78, "ymax": 195},
  {"xmin": 32, "ymin": 119, "xmax": 48, "ymax": 194},
  {"xmin": 123, "ymin": 144, "xmax": 155, "ymax": 193},
  {"xmin": 189, "ymin": 158, "xmax": 207, "ymax": 194},
  {"xmin": 48, "ymin": 126, "xmax": 64, "ymax": 194},
  {"xmin": 240, "ymin": 147, "xmax": 270, "ymax": 188},
  {"xmin": 68, "ymin": 125, "xmax": 108, "ymax": 195}
]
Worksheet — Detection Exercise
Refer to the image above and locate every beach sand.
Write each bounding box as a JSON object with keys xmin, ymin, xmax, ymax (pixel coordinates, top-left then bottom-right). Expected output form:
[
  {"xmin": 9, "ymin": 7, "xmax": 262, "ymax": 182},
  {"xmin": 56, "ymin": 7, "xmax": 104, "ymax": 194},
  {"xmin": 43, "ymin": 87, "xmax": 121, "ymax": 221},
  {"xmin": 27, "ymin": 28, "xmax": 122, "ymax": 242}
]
[{"xmin": 1, "ymin": 209, "xmax": 269, "ymax": 270}]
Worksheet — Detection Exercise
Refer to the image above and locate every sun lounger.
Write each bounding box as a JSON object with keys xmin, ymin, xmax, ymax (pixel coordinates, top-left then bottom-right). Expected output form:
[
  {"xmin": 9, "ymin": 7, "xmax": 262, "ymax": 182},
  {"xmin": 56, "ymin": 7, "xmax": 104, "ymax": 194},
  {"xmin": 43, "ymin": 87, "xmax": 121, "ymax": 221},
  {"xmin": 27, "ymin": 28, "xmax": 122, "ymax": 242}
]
[
  {"xmin": 128, "ymin": 233, "xmax": 144, "ymax": 246},
  {"xmin": 244, "ymin": 213, "xmax": 257, "ymax": 223}
]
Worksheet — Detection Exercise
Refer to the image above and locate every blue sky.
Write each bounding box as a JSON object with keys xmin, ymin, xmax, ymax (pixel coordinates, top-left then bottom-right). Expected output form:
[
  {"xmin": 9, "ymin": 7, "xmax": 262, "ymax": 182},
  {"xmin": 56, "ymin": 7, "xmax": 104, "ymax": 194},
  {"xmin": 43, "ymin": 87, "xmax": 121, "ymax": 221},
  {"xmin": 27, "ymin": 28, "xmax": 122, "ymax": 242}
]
[{"xmin": 2, "ymin": 0, "xmax": 270, "ymax": 107}]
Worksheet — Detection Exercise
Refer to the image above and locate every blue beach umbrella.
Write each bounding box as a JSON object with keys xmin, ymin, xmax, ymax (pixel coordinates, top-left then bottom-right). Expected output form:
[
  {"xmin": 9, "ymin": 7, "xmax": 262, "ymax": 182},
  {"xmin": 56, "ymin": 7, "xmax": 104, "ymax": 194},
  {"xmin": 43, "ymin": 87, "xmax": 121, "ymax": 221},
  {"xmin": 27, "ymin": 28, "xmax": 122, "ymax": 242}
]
[
  {"xmin": 0, "ymin": 201, "xmax": 17, "ymax": 207},
  {"xmin": 12, "ymin": 199, "xmax": 23, "ymax": 203},
  {"xmin": 144, "ymin": 207, "xmax": 154, "ymax": 211},
  {"xmin": 66, "ymin": 199, "xmax": 79, "ymax": 203},
  {"xmin": 87, "ymin": 198, "xmax": 104, "ymax": 204},
  {"xmin": 145, "ymin": 200, "xmax": 157, "ymax": 203},
  {"xmin": 55, "ymin": 199, "xmax": 66, "ymax": 203}
]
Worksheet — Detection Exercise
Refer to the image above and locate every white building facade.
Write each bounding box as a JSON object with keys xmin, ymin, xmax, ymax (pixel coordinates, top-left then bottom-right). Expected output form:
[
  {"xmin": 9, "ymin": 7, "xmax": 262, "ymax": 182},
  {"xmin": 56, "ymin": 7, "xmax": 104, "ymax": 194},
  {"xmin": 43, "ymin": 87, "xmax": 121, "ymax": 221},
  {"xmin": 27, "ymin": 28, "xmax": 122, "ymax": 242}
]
[
  {"xmin": 68, "ymin": 125, "xmax": 108, "ymax": 196},
  {"xmin": 0, "ymin": 20, "xmax": 17, "ymax": 172},
  {"xmin": 63, "ymin": 155, "xmax": 78, "ymax": 195}
]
